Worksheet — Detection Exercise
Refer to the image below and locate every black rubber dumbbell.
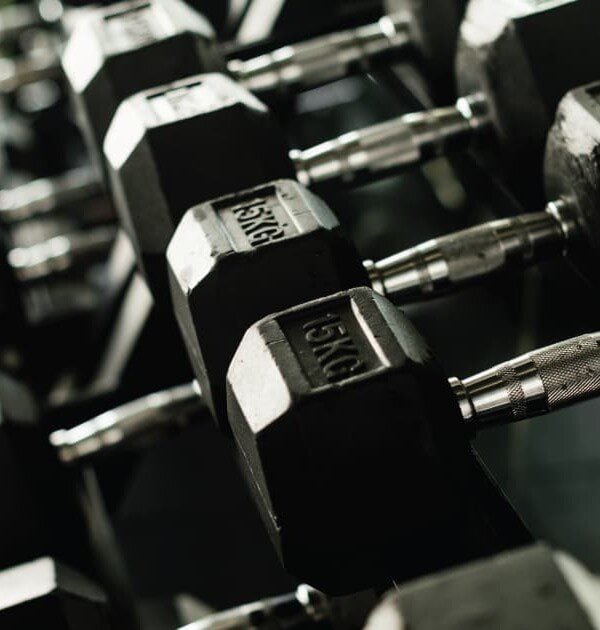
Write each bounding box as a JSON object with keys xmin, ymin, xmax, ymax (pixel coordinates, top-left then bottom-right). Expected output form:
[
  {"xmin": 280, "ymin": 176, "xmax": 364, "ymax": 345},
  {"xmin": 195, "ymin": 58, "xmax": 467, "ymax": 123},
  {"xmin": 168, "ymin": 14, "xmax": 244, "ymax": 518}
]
[
  {"xmin": 352, "ymin": 82, "xmax": 600, "ymax": 304},
  {"xmin": 0, "ymin": 557, "xmax": 112, "ymax": 629},
  {"xmin": 364, "ymin": 544, "xmax": 600, "ymax": 630},
  {"xmin": 227, "ymin": 286, "xmax": 600, "ymax": 592}
]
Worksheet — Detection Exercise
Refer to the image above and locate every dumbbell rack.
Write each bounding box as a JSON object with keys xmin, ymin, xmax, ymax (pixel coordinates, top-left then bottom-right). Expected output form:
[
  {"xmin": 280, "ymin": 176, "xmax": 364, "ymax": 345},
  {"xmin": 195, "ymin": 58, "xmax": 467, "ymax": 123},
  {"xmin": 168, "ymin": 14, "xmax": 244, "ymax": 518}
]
[{"xmin": 1, "ymin": 6, "xmax": 600, "ymax": 629}]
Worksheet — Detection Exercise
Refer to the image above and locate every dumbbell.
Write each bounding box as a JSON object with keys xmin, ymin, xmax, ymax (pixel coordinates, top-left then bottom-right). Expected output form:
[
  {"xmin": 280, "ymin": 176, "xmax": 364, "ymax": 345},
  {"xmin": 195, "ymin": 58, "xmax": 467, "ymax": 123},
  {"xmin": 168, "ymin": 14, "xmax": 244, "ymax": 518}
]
[
  {"xmin": 365, "ymin": 544, "xmax": 600, "ymax": 630},
  {"xmin": 0, "ymin": 0, "xmax": 206, "ymax": 98},
  {"xmin": 356, "ymin": 81, "xmax": 600, "ymax": 303},
  {"xmin": 0, "ymin": 557, "xmax": 112, "ymax": 629},
  {"xmin": 49, "ymin": 173, "xmax": 359, "ymax": 458},
  {"xmin": 226, "ymin": 286, "xmax": 600, "ymax": 592}
]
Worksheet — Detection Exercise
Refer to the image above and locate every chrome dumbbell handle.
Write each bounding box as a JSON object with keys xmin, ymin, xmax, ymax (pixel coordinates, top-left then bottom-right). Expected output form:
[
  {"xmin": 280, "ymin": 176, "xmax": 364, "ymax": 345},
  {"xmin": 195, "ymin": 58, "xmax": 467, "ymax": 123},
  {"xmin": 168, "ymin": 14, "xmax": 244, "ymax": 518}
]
[
  {"xmin": 230, "ymin": 13, "xmax": 412, "ymax": 96},
  {"xmin": 365, "ymin": 200, "xmax": 576, "ymax": 302},
  {"xmin": 8, "ymin": 224, "xmax": 117, "ymax": 282},
  {"xmin": 451, "ymin": 333, "xmax": 600, "ymax": 430},
  {"xmin": 180, "ymin": 585, "xmax": 329, "ymax": 630},
  {"xmin": 292, "ymin": 93, "xmax": 490, "ymax": 188},
  {"xmin": 0, "ymin": 167, "xmax": 102, "ymax": 224},
  {"xmin": 50, "ymin": 381, "xmax": 205, "ymax": 463}
]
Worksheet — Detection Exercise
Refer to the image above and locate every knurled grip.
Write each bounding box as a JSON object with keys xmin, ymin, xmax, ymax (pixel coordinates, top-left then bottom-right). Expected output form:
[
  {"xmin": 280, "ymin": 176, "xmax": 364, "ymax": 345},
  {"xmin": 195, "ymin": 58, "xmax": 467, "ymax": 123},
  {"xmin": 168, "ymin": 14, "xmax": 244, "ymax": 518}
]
[
  {"xmin": 452, "ymin": 333, "xmax": 600, "ymax": 428},
  {"xmin": 527, "ymin": 334, "xmax": 600, "ymax": 411},
  {"xmin": 496, "ymin": 364, "xmax": 528, "ymax": 421}
]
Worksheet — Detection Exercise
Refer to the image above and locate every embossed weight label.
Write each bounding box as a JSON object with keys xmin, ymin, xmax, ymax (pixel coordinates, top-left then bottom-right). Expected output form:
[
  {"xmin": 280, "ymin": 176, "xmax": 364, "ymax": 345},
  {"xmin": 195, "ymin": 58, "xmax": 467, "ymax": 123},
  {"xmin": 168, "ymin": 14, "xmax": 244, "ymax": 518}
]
[
  {"xmin": 218, "ymin": 190, "xmax": 298, "ymax": 250},
  {"xmin": 280, "ymin": 301, "xmax": 382, "ymax": 387}
]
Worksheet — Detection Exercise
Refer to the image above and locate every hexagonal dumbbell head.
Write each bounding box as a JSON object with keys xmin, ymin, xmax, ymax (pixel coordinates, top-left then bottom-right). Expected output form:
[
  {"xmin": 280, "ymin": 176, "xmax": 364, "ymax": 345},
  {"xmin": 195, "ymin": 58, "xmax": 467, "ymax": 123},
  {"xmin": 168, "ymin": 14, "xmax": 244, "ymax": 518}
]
[
  {"xmin": 62, "ymin": 0, "xmax": 222, "ymax": 171},
  {"xmin": 364, "ymin": 545, "xmax": 599, "ymax": 630},
  {"xmin": 227, "ymin": 287, "xmax": 473, "ymax": 593},
  {"xmin": 105, "ymin": 74, "xmax": 295, "ymax": 298},
  {"xmin": 545, "ymin": 81, "xmax": 600, "ymax": 277},
  {"xmin": 168, "ymin": 180, "xmax": 369, "ymax": 426},
  {"xmin": 0, "ymin": 557, "xmax": 110, "ymax": 629},
  {"xmin": 456, "ymin": 0, "xmax": 600, "ymax": 175}
]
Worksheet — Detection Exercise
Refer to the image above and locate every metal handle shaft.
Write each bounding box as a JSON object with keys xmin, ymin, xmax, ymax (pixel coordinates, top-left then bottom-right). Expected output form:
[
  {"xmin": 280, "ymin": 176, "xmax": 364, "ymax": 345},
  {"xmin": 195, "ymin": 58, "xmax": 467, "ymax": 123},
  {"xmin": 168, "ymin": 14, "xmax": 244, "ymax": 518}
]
[
  {"xmin": 179, "ymin": 585, "xmax": 329, "ymax": 630},
  {"xmin": 292, "ymin": 93, "xmax": 489, "ymax": 188},
  {"xmin": 0, "ymin": 167, "xmax": 102, "ymax": 223},
  {"xmin": 229, "ymin": 13, "xmax": 412, "ymax": 96},
  {"xmin": 8, "ymin": 224, "xmax": 117, "ymax": 282},
  {"xmin": 450, "ymin": 333, "xmax": 600, "ymax": 431},
  {"xmin": 366, "ymin": 201, "xmax": 575, "ymax": 302},
  {"xmin": 50, "ymin": 381, "xmax": 205, "ymax": 464}
]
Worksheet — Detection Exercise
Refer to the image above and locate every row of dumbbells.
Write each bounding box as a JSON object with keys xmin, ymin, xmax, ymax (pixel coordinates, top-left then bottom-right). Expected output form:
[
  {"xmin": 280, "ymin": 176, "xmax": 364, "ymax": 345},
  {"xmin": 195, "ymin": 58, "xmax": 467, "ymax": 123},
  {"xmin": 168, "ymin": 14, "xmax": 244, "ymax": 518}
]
[
  {"xmin": 1, "ymin": 0, "xmax": 600, "ymax": 627},
  {"xmin": 0, "ymin": 0, "xmax": 393, "ymax": 336}
]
